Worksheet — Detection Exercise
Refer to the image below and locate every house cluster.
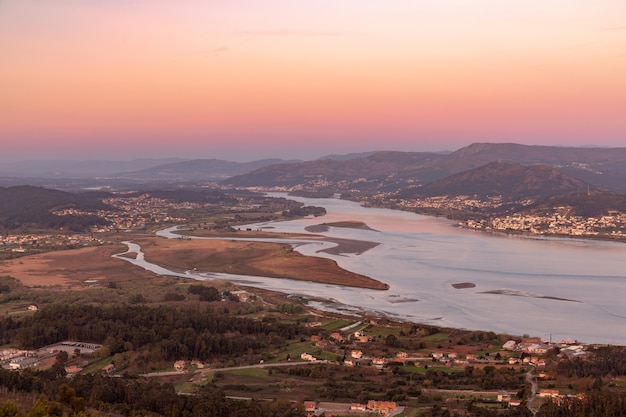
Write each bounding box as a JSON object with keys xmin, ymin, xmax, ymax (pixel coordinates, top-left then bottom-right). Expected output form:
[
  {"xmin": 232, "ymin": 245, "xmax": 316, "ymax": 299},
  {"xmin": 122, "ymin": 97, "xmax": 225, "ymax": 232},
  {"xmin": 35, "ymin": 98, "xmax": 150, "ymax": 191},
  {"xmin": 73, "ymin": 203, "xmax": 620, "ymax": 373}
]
[
  {"xmin": 431, "ymin": 351, "xmax": 470, "ymax": 365},
  {"xmin": 502, "ymin": 337, "xmax": 586, "ymax": 357},
  {"xmin": 52, "ymin": 194, "xmax": 202, "ymax": 233},
  {"xmin": 391, "ymin": 195, "xmax": 504, "ymax": 212},
  {"xmin": 538, "ymin": 391, "xmax": 586, "ymax": 406},
  {"xmin": 0, "ymin": 348, "xmax": 27, "ymax": 362},
  {"xmin": 173, "ymin": 360, "xmax": 206, "ymax": 372},
  {"xmin": 465, "ymin": 211, "xmax": 626, "ymax": 239},
  {"xmin": 307, "ymin": 328, "xmax": 418, "ymax": 369},
  {"xmin": 1, "ymin": 233, "xmax": 103, "ymax": 255},
  {"xmin": 303, "ymin": 400, "xmax": 398, "ymax": 417}
]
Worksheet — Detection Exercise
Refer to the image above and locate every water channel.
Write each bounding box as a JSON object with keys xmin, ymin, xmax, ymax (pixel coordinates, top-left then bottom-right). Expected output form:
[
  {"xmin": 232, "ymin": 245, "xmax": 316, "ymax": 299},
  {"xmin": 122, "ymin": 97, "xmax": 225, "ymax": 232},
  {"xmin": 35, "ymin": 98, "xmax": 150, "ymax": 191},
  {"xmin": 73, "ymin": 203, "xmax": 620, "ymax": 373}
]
[{"xmin": 114, "ymin": 193, "xmax": 626, "ymax": 345}]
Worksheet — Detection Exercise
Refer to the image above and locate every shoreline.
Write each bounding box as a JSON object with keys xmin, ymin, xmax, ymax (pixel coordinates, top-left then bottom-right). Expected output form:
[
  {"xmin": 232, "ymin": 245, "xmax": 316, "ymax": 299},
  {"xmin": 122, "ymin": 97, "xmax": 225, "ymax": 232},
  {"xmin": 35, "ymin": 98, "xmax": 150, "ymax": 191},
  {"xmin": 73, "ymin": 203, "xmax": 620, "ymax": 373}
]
[{"xmin": 134, "ymin": 236, "xmax": 389, "ymax": 290}]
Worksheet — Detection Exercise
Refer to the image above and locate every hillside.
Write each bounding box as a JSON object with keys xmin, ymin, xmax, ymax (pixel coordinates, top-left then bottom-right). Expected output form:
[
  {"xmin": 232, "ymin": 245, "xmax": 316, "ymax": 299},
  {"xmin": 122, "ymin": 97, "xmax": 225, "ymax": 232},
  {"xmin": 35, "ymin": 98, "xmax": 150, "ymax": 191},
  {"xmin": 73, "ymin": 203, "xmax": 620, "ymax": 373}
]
[
  {"xmin": 118, "ymin": 158, "xmax": 299, "ymax": 181},
  {"xmin": 222, "ymin": 151, "xmax": 446, "ymax": 190},
  {"xmin": 0, "ymin": 186, "xmax": 110, "ymax": 231},
  {"xmin": 222, "ymin": 143, "xmax": 626, "ymax": 194},
  {"xmin": 407, "ymin": 162, "xmax": 597, "ymax": 201},
  {"xmin": 0, "ymin": 158, "xmax": 187, "ymax": 178}
]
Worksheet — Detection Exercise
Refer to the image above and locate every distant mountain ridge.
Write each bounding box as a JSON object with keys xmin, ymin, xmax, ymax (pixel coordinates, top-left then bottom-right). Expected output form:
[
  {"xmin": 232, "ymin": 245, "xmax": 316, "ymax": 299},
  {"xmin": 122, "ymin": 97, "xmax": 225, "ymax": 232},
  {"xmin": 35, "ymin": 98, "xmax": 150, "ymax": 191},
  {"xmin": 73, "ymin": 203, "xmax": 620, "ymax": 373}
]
[
  {"xmin": 409, "ymin": 161, "xmax": 597, "ymax": 201},
  {"xmin": 223, "ymin": 143, "xmax": 626, "ymax": 194},
  {"xmin": 223, "ymin": 151, "xmax": 445, "ymax": 191},
  {"xmin": 0, "ymin": 158, "xmax": 188, "ymax": 178},
  {"xmin": 117, "ymin": 158, "xmax": 298, "ymax": 181}
]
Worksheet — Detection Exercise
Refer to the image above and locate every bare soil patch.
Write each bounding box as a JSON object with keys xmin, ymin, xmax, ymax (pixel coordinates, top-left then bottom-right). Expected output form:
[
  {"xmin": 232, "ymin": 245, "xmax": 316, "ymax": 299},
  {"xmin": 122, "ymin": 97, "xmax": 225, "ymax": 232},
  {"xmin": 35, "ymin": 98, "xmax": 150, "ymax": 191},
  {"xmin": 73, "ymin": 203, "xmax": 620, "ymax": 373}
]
[
  {"xmin": 135, "ymin": 237, "xmax": 388, "ymax": 290},
  {"xmin": 183, "ymin": 228, "xmax": 380, "ymax": 255},
  {"xmin": 0, "ymin": 244, "xmax": 158, "ymax": 289}
]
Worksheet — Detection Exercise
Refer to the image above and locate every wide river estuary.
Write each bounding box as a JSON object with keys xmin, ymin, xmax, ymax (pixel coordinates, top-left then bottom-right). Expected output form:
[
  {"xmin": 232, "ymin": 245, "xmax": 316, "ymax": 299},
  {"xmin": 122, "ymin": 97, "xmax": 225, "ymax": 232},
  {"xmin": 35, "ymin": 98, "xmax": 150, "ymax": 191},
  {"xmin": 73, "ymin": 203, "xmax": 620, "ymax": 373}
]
[{"xmin": 120, "ymin": 193, "xmax": 626, "ymax": 345}]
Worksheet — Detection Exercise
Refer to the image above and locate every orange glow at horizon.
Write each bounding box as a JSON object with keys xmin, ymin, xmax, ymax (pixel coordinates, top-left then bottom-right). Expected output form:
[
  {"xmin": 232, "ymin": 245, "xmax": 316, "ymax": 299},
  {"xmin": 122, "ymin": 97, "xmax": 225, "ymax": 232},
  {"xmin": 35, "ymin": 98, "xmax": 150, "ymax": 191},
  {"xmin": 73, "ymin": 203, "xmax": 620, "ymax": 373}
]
[{"xmin": 1, "ymin": 0, "xmax": 625, "ymax": 159}]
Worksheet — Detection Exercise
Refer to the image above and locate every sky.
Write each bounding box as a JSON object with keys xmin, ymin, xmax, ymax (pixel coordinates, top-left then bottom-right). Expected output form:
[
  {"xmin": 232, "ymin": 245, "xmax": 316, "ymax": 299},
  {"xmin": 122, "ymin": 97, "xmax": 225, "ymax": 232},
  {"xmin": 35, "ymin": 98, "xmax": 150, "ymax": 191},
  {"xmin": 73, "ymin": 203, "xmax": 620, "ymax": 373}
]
[{"xmin": 1, "ymin": 0, "xmax": 625, "ymax": 162}]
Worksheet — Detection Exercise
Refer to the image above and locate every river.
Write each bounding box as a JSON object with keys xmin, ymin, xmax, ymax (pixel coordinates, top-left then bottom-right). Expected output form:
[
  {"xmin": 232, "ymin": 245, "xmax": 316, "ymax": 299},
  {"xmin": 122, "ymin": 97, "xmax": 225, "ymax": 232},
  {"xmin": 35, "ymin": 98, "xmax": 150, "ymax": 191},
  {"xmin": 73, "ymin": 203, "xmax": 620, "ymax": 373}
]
[{"xmin": 116, "ymin": 193, "xmax": 626, "ymax": 345}]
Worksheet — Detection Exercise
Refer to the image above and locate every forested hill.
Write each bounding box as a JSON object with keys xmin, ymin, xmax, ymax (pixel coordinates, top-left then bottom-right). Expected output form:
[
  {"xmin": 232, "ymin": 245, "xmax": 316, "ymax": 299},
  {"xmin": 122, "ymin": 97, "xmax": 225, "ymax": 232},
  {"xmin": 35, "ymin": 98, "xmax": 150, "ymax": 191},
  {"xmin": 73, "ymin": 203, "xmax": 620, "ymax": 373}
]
[
  {"xmin": 403, "ymin": 162, "xmax": 597, "ymax": 200},
  {"xmin": 0, "ymin": 185, "xmax": 109, "ymax": 231},
  {"xmin": 222, "ymin": 143, "xmax": 626, "ymax": 194}
]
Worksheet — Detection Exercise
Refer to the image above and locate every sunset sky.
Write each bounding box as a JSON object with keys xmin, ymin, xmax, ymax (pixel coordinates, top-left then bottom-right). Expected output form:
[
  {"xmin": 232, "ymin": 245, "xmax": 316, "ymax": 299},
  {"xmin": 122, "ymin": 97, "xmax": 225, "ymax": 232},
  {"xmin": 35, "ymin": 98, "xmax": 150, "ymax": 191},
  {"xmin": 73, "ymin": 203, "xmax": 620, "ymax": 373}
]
[{"xmin": 1, "ymin": 0, "xmax": 625, "ymax": 162}]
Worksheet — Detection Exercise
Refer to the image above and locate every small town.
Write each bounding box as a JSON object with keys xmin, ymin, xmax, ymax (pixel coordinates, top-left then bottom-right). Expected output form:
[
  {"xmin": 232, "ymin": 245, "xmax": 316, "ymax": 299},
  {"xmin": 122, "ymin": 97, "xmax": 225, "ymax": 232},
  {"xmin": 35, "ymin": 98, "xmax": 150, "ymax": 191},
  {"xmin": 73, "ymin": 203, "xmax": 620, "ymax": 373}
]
[{"xmin": 370, "ymin": 194, "xmax": 626, "ymax": 240}]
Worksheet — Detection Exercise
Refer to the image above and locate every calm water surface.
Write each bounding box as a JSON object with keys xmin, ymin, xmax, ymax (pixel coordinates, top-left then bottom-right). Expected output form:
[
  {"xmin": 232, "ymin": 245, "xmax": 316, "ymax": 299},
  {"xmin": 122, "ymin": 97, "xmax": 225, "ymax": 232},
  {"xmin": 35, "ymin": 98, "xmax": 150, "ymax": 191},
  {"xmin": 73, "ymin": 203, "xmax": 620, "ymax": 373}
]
[{"xmin": 122, "ymin": 193, "xmax": 626, "ymax": 344}]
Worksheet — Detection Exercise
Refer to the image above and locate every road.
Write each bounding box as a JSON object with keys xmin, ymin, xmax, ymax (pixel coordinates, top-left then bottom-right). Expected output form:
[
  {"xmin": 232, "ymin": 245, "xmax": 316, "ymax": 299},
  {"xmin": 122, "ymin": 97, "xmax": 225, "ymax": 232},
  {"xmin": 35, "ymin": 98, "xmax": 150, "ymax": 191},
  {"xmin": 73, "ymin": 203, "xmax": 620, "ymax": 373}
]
[
  {"xmin": 140, "ymin": 359, "xmax": 329, "ymax": 378},
  {"xmin": 526, "ymin": 369, "xmax": 537, "ymax": 415}
]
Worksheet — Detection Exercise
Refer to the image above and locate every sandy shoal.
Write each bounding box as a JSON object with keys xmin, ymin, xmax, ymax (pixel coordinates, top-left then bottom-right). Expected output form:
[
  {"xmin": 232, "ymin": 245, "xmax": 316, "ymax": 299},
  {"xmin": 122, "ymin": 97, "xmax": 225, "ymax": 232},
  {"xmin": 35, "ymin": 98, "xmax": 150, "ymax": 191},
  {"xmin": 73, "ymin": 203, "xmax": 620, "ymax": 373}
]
[
  {"xmin": 1, "ymin": 236, "xmax": 388, "ymax": 291},
  {"xmin": 136, "ymin": 237, "xmax": 388, "ymax": 290}
]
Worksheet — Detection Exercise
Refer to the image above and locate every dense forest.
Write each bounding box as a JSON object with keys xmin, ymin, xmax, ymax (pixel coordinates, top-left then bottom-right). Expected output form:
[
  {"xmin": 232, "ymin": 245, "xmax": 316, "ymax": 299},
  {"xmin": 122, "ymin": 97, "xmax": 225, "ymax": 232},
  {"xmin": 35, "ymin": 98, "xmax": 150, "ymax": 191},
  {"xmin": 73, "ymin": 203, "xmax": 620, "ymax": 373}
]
[
  {"xmin": 556, "ymin": 346, "xmax": 626, "ymax": 378},
  {"xmin": 0, "ymin": 371, "xmax": 305, "ymax": 417},
  {"xmin": 4, "ymin": 303, "xmax": 304, "ymax": 366}
]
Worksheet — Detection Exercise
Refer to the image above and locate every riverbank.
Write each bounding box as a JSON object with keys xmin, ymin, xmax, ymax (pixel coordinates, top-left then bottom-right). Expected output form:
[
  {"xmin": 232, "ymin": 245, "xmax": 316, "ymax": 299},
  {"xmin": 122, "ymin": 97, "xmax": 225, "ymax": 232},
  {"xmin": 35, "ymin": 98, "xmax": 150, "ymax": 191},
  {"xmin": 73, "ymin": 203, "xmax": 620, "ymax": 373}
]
[{"xmin": 134, "ymin": 237, "xmax": 389, "ymax": 290}]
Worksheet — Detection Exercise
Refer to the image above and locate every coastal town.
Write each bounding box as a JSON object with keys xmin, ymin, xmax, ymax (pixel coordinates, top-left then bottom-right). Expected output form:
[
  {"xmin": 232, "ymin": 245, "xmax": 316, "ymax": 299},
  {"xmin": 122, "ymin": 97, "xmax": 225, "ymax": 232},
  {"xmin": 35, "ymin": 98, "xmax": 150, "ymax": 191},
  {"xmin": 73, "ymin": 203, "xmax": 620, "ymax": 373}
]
[
  {"xmin": 369, "ymin": 194, "xmax": 626, "ymax": 240},
  {"xmin": 5, "ymin": 190, "xmax": 626, "ymax": 261}
]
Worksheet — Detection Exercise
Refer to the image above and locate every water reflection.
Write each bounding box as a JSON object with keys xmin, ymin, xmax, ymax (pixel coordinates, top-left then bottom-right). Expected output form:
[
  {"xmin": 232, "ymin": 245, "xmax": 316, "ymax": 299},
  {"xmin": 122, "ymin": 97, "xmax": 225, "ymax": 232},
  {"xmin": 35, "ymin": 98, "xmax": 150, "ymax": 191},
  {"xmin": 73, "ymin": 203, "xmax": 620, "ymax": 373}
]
[{"xmin": 115, "ymin": 193, "xmax": 626, "ymax": 345}]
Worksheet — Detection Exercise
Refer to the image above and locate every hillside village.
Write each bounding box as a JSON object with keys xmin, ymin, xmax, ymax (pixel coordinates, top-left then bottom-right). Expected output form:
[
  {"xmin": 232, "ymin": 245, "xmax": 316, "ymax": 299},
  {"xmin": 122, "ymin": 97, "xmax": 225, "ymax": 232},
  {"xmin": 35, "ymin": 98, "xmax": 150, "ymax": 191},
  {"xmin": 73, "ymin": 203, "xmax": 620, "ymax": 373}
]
[{"xmin": 0, "ymin": 307, "xmax": 606, "ymax": 417}]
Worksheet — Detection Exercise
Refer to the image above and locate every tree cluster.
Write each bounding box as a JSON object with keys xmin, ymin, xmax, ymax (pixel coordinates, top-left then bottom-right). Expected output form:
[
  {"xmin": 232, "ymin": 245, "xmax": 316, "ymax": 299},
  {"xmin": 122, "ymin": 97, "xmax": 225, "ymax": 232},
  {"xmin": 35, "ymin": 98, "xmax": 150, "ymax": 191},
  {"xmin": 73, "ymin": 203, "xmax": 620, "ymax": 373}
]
[
  {"xmin": 6, "ymin": 303, "xmax": 303, "ymax": 364},
  {"xmin": 557, "ymin": 346, "xmax": 626, "ymax": 378},
  {"xmin": 0, "ymin": 372, "xmax": 305, "ymax": 417}
]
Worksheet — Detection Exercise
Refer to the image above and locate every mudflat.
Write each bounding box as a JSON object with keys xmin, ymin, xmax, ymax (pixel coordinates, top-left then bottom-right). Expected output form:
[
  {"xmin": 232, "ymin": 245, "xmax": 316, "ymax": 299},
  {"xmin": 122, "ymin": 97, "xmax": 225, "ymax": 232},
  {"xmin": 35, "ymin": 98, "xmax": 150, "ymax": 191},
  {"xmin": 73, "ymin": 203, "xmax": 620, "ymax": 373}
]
[
  {"xmin": 0, "ymin": 235, "xmax": 388, "ymax": 290},
  {"xmin": 136, "ymin": 237, "xmax": 388, "ymax": 290}
]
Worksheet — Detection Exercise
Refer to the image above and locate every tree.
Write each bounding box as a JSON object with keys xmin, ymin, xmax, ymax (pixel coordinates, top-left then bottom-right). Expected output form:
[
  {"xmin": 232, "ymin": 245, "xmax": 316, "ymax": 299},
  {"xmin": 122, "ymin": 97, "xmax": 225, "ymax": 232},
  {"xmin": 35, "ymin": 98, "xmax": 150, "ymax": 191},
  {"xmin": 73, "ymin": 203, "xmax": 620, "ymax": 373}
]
[{"xmin": 0, "ymin": 403, "xmax": 24, "ymax": 417}]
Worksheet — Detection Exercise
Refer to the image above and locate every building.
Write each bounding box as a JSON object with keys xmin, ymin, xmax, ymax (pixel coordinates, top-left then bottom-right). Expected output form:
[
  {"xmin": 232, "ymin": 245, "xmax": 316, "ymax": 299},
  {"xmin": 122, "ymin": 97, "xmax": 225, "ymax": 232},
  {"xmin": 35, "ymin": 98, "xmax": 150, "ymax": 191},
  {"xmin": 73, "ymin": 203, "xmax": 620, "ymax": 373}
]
[
  {"xmin": 539, "ymin": 389, "xmax": 559, "ymax": 398},
  {"xmin": 330, "ymin": 332, "xmax": 343, "ymax": 342},
  {"xmin": 372, "ymin": 357, "xmax": 386, "ymax": 366},
  {"xmin": 502, "ymin": 340, "xmax": 517, "ymax": 351},
  {"xmin": 230, "ymin": 290, "xmax": 250, "ymax": 302},
  {"xmin": 497, "ymin": 391, "xmax": 511, "ymax": 402},
  {"xmin": 64, "ymin": 365, "xmax": 82, "ymax": 375},
  {"xmin": 367, "ymin": 400, "xmax": 397, "ymax": 414}
]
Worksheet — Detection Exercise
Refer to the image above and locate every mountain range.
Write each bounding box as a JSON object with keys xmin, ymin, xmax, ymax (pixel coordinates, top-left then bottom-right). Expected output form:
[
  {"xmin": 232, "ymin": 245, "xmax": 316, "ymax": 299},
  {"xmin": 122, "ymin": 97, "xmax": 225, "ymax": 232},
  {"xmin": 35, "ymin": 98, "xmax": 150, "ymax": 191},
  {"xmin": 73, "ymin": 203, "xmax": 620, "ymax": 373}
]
[
  {"xmin": 3, "ymin": 143, "xmax": 626, "ymax": 229},
  {"xmin": 223, "ymin": 143, "xmax": 626, "ymax": 194},
  {"xmin": 2, "ymin": 143, "xmax": 626, "ymax": 215}
]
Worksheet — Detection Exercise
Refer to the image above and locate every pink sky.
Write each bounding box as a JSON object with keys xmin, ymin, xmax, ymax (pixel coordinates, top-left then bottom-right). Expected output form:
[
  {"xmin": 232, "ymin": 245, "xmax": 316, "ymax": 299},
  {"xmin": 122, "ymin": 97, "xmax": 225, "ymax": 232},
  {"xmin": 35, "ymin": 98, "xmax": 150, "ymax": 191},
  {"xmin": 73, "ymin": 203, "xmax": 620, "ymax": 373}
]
[{"xmin": 1, "ymin": 0, "xmax": 625, "ymax": 161}]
